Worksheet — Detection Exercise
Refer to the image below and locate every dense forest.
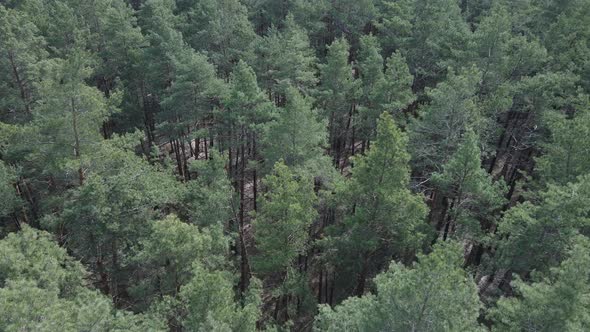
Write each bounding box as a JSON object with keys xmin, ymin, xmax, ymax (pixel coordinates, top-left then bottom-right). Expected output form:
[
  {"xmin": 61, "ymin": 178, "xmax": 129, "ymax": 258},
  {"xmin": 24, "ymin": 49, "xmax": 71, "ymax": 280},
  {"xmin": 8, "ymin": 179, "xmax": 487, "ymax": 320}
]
[{"xmin": 1, "ymin": 0, "xmax": 590, "ymax": 330}]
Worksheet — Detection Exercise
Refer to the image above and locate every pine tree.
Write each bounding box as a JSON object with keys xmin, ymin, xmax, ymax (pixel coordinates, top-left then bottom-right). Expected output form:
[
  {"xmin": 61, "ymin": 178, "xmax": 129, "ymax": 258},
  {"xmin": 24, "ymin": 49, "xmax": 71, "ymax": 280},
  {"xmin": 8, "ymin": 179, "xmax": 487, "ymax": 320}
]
[
  {"xmin": 469, "ymin": 3, "xmax": 547, "ymax": 98},
  {"xmin": 432, "ymin": 130, "xmax": 507, "ymax": 241},
  {"xmin": 496, "ymin": 174, "xmax": 590, "ymax": 274},
  {"xmin": 0, "ymin": 226, "xmax": 165, "ymax": 331},
  {"xmin": 253, "ymin": 161, "xmax": 317, "ymax": 274},
  {"xmin": 130, "ymin": 215, "xmax": 229, "ymax": 310},
  {"xmin": 254, "ymin": 14, "xmax": 318, "ymax": 103},
  {"xmin": 0, "ymin": 5, "xmax": 47, "ymax": 122},
  {"xmin": 31, "ymin": 49, "xmax": 113, "ymax": 186},
  {"xmin": 376, "ymin": 0, "xmax": 472, "ymax": 91},
  {"xmin": 315, "ymin": 241, "xmax": 483, "ymax": 332},
  {"xmin": 134, "ymin": 0, "xmax": 184, "ymax": 148},
  {"xmin": 403, "ymin": 0, "xmax": 473, "ymax": 87},
  {"xmin": 325, "ymin": 113, "xmax": 429, "ymax": 296},
  {"xmin": 252, "ymin": 161, "xmax": 318, "ymax": 324},
  {"xmin": 261, "ymin": 86, "xmax": 330, "ymax": 177},
  {"xmin": 181, "ymin": 0, "xmax": 256, "ymax": 78},
  {"xmin": 544, "ymin": 0, "xmax": 590, "ymax": 91},
  {"xmin": 355, "ymin": 34, "xmax": 385, "ymax": 145},
  {"xmin": 356, "ymin": 35, "xmax": 415, "ymax": 143},
  {"xmin": 57, "ymin": 0, "xmax": 145, "ymax": 100},
  {"xmin": 171, "ymin": 266, "xmax": 261, "ymax": 332},
  {"xmin": 46, "ymin": 137, "xmax": 180, "ymax": 299},
  {"xmin": 536, "ymin": 109, "xmax": 590, "ymax": 186},
  {"xmin": 375, "ymin": 52, "xmax": 415, "ymax": 117},
  {"xmin": 317, "ymin": 37, "xmax": 360, "ymax": 168},
  {"xmin": 159, "ymin": 47, "xmax": 225, "ymax": 180},
  {"xmin": 0, "ymin": 161, "xmax": 21, "ymax": 223},
  {"xmin": 409, "ymin": 68, "xmax": 484, "ymax": 177},
  {"xmin": 374, "ymin": 0, "xmax": 414, "ymax": 55},
  {"xmin": 180, "ymin": 150, "xmax": 233, "ymax": 228},
  {"xmin": 326, "ymin": 0, "xmax": 376, "ymax": 39},
  {"xmin": 491, "ymin": 236, "xmax": 590, "ymax": 331}
]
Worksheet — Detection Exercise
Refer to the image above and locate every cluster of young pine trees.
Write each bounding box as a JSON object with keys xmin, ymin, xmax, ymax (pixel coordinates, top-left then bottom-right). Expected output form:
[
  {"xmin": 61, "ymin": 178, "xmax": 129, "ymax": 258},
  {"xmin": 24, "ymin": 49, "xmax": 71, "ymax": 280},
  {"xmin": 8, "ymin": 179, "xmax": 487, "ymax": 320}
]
[{"xmin": 1, "ymin": 0, "xmax": 590, "ymax": 330}]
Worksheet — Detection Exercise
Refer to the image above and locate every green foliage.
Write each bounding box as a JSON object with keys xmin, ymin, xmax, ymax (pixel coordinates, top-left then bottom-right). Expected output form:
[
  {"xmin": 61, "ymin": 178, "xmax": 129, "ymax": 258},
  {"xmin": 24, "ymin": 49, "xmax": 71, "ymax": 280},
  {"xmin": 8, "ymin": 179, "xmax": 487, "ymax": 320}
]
[
  {"xmin": 181, "ymin": 150, "xmax": 233, "ymax": 228},
  {"xmin": 85, "ymin": 0, "xmax": 145, "ymax": 87},
  {"xmin": 152, "ymin": 266, "xmax": 262, "ymax": 332},
  {"xmin": 44, "ymin": 138, "xmax": 180, "ymax": 297},
  {"xmin": 137, "ymin": 0, "xmax": 184, "ymax": 98},
  {"xmin": 374, "ymin": 0, "xmax": 414, "ymax": 55},
  {"xmin": 254, "ymin": 14, "xmax": 318, "ymax": 100},
  {"xmin": 317, "ymin": 37, "xmax": 360, "ymax": 162},
  {"xmin": 130, "ymin": 215, "xmax": 229, "ymax": 308},
  {"xmin": 159, "ymin": 46, "xmax": 224, "ymax": 139},
  {"xmin": 181, "ymin": 267, "xmax": 261, "ymax": 332},
  {"xmin": 0, "ymin": 5, "xmax": 47, "ymax": 122},
  {"xmin": 0, "ymin": 226, "xmax": 165, "ymax": 332},
  {"xmin": 25, "ymin": 49, "xmax": 114, "ymax": 184},
  {"xmin": 327, "ymin": 0, "xmax": 376, "ymax": 39},
  {"xmin": 325, "ymin": 113, "xmax": 429, "ymax": 294},
  {"xmin": 315, "ymin": 241, "xmax": 483, "ymax": 332},
  {"xmin": 253, "ymin": 161, "xmax": 318, "ymax": 274},
  {"xmin": 0, "ymin": 161, "xmax": 21, "ymax": 218},
  {"xmin": 496, "ymin": 175, "xmax": 590, "ymax": 274},
  {"xmin": 0, "ymin": 226, "xmax": 84, "ymax": 293},
  {"xmin": 1, "ymin": 1, "xmax": 590, "ymax": 330},
  {"xmin": 409, "ymin": 68, "xmax": 485, "ymax": 175},
  {"xmin": 224, "ymin": 60, "xmax": 270, "ymax": 127},
  {"xmin": 536, "ymin": 109, "xmax": 590, "ymax": 186},
  {"xmin": 356, "ymin": 35, "xmax": 415, "ymax": 140},
  {"xmin": 181, "ymin": 0, "xmax": 256, "ymax": 77},
  {"xmin": 404, "ymin": 0, "xmax": 472, "ymax": 86},
  {"xmin": 491, "ymin": 236, "xmax": 590, "ymax": 331},
  {"xmin": 469, "ymin": 4, "xmax": 547, "ymax": 96},
  {"xmin": 317, "ymin": 37, "xmax": 360, "ymax": 121},
  {"xmin": 432, "ymin": 130, "xmax": 507, "ymax": 240},
  {"xmin": 544, "ymin": 0, "xmax": 590, "ymax": 91},
  {"xmin": 375, "ymin": 52, "xmax": 415, "ymax": 116},
  {"xmin": 261, "ymin": 86, "xmax": 331, "ymax": 177},
  {"xmin": 0, "ymin": 280, "xmax": 166, "ymax": 332}
]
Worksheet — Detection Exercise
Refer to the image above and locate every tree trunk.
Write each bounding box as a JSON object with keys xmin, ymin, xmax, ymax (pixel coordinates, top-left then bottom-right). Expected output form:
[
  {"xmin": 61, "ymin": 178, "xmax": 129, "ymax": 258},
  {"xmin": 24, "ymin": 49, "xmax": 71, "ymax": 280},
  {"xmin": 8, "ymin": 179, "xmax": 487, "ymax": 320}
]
[
  {"xmin": 8, "ymin": 51, "xmax": 31, "ymax": 115},
  {"xmin": 252, "ymin": 135, "xmax": 258, "ymax": 211},
  {"xmin": 238, "ymin": 133, "xmax": 250, "ymax": 294},
  {"xmin": 318, "ymin": 267, "xmax": 323, "ymax": 303},
  {"xmin": 71, "ymin": 98, "xmax": 84, "ymax": 186}
]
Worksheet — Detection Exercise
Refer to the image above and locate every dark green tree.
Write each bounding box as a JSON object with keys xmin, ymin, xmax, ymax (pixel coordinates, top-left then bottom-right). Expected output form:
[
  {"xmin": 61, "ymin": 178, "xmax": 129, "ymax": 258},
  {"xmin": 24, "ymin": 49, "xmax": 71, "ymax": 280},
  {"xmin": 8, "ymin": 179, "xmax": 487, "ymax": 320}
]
[
  {"xmin": 0, "ymin": 226, "xmax": 165, "ymax": 331},
  {"xmin": 431, "ymin": 130, "xmax": 507, "ymax": 242},
  {"xmin": 317, "ymin": 37, "xmax": 360, "ymax": 168},
  {"xmin": 253, "ymin": 161, "xmax": 317, "ymax": 274},
  {"xmin": 325, "ymin": 113, "xmax": 429, "ymax": 296},
  {"xmin": 0, "ymin": 5, "xmax": 47, "ymax": 122},
  {"xmin": 495, "ymin": 174, "xmax": 590, "ymax": 274},
  {"xmin": 254, "ymin": 14, "xmax": 318, "ymax": 103},
  {"xmin": 45, "ymin": 137, "xmax": 180, "ymax": 299},
  {"xmin": 180, "ymin": 150, "xmax": 234, "ymax": 228},
  {"xmin": 315, "ymin": 241, "xmax": 483, "ymax": 332},
  {"xmin": 0, "ymin": 161, "xmax": 21, "ymax": 226},
  {"xmin": 409, "ymin": 68, "xmax": 484, "ymax": 177},
  {"xmin": 261, "ymin": 86, "xmax": 330, "ymax": 177},
  {"xmin": 491, "ymin": 236, "xmax": 590, "ymax": 331},
  {"xmin": 536, "ymin": 109, "xmax": 590, "ymax": 186},
  {"xmin": 181, "ymin": 0, "xmax": 257, "ymax": 77},
  {"xmin": 356, "ymin": 35, "xmax": 415, "ymax": 143}
]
